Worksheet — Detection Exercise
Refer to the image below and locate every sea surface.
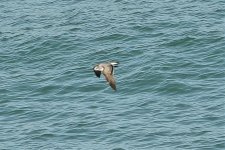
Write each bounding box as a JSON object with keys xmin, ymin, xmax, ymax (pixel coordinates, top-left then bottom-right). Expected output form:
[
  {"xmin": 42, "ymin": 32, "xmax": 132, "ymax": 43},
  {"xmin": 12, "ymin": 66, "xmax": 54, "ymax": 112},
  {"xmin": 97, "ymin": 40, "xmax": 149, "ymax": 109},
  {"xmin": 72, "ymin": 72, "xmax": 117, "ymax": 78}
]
[{"xmin": 1, "ymin": 0, "xmax": 225, "ymax": 149}]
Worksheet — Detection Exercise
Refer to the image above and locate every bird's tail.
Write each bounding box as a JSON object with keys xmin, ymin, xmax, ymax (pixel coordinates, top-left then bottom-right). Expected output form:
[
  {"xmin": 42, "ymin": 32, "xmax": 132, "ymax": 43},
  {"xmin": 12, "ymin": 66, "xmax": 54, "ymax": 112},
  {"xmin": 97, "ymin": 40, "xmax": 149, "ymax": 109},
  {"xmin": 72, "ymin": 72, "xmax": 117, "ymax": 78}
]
[{"xmin": 110, "ymin": 61, "xmax": 119, "ymax": 67}]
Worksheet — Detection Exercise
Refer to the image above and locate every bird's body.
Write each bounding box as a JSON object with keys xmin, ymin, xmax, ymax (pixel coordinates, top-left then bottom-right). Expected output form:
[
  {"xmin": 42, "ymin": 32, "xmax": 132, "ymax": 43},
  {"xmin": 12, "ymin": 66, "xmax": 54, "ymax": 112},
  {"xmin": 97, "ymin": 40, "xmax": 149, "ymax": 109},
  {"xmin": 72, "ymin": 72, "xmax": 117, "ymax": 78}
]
[{"xmin": 93, "ymin": 62, "xmax": 118, "ymax": 91}]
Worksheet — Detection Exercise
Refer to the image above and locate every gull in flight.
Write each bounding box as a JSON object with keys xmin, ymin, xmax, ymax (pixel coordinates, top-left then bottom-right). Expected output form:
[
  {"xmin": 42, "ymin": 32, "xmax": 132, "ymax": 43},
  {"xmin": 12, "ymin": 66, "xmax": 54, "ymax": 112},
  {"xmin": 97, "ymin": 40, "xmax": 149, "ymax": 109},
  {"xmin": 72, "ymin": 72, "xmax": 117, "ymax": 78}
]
[{"xmin": 93, "ymin": 61, "xmax": 119, "ymax": 91}]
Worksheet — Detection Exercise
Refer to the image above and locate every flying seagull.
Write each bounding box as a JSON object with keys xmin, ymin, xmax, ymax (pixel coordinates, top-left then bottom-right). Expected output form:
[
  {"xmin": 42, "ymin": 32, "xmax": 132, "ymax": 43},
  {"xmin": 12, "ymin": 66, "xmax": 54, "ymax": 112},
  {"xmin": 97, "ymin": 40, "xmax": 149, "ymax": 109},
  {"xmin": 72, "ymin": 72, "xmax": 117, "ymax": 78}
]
[{"xmin": 93, "ymin": 61, "xmax": 119, "ymax": 91}]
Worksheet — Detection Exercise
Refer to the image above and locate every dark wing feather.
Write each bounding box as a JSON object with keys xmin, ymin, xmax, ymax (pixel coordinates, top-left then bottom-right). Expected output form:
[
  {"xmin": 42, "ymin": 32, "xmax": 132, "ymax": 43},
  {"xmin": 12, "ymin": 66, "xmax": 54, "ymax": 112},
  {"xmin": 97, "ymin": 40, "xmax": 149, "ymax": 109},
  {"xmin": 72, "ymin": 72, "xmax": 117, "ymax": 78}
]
[
  {"xmin": 94, "ymin": 70, "xmax": 101, "ymax": 78},
  {"xmin": 110, "ymin": 65, "xmax": 113, "ymax": 75}
]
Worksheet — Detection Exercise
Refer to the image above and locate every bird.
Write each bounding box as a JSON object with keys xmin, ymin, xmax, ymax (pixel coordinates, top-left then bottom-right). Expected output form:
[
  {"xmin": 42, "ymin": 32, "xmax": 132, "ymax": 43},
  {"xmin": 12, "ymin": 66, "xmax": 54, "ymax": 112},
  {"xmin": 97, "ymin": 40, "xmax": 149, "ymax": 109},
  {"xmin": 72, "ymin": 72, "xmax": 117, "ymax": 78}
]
[{"xmin": 93, "ymin": 61, "xmax": 119, "ymax": 91}]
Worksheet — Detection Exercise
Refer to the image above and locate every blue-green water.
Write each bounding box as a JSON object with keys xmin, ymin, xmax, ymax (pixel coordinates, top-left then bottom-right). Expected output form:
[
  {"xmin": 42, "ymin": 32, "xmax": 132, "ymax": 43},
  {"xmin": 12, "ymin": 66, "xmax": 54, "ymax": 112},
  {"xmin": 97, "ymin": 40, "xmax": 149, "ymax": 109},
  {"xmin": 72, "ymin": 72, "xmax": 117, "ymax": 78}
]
[{"xmin": 1, "ymin": 0, "xmax": 225, "ymax": 149}]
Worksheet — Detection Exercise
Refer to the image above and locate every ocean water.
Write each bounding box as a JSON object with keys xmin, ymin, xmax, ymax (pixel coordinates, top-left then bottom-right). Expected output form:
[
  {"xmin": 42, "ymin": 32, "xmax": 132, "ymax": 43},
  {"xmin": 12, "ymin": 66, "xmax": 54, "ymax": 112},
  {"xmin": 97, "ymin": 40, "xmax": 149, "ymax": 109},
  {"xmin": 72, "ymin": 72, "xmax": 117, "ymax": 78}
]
[{"xmin": 1, "ymin": 0, "xmax": 225, "ymax": 149}]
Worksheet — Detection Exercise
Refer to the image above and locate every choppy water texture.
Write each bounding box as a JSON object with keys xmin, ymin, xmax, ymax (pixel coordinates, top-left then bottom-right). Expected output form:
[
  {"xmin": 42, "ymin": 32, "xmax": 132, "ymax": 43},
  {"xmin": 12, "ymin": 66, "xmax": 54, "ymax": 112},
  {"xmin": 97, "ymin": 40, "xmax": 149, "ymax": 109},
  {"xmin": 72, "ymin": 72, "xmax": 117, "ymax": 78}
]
[{"xmin": 1, "ymin": 0, "xmax": 225, "ymax": 149}]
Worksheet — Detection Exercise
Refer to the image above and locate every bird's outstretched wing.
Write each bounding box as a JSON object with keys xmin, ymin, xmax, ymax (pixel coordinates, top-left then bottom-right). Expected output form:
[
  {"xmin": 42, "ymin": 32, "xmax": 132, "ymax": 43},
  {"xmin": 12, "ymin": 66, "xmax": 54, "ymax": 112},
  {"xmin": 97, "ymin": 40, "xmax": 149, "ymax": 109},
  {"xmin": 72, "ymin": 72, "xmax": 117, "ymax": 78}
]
[
  {"xmin": 103, "ymin": 65, "xmax": 116, "ymax": 90},
  {"xmin": 104, "ymin": 73, "xmax": 116, "ymax": 91}
]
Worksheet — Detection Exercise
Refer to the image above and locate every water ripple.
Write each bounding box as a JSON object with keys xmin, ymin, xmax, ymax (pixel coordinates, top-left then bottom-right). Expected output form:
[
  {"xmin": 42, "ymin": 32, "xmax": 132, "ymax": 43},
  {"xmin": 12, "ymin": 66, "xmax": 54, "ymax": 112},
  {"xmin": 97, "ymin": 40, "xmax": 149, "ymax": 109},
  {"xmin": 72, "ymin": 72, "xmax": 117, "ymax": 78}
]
[{"xmin": 1, "ymin": 0, "xmax": 225, "ymax": 149}]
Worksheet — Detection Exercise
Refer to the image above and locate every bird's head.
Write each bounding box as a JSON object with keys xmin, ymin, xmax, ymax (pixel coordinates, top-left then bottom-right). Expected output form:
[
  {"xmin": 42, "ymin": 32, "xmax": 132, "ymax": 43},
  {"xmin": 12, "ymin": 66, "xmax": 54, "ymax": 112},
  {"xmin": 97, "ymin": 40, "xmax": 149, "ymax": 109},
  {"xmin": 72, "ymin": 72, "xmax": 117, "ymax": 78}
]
[
  {"xmin": 93, "ymin": 65, "xmax": 104, "ymax": 78},
  {"xmin": 93, "ymin": 65, "xmax": 104, "ymax": 71}
]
